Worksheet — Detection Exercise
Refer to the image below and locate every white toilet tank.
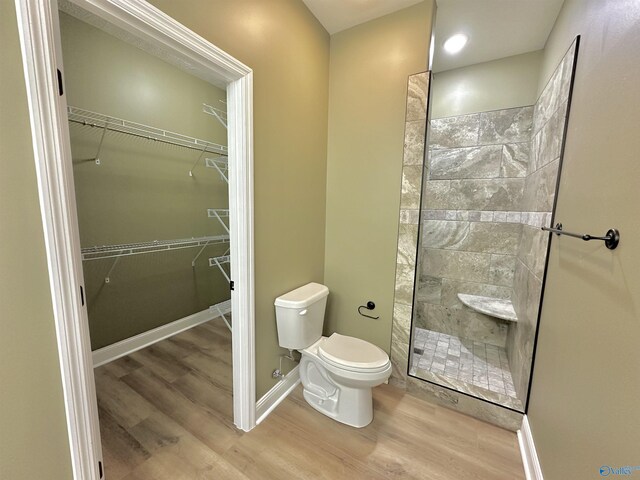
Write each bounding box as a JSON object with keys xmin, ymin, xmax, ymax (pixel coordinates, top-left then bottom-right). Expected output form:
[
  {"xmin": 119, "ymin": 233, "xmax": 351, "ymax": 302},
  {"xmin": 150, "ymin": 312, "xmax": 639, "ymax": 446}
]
[{"xmin": 274, "ymin": 282, "xmax": 329, "ymax": 350}]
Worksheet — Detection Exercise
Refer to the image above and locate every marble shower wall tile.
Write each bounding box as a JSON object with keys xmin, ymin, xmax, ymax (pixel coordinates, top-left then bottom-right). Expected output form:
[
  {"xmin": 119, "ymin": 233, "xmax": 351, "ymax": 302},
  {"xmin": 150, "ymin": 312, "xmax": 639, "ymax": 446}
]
[
  {"xmin": 400, "ymin": 165, "xmax": 424, "ymax": 209},
  {"xmin": 390, "ymin": 302, "xmax": 412, "ymax": 387},
  {"xmin": 501, "ymin": 142, "xmax": 530, "ymax": 178},
  {"xmin": 406, "ymin": 72, "xmax": 429, "ymax": 122},
  {"xmin": 423, "ymin": 179, "xmax": 524, "ymax": 211},
  {"xmin": 530, "ymin": 101, "xmax": 567, "ymax": 174},
  {"xmin": 478, "ymin": 106, "xmax": 534, "ymax": 145},
  {"xmin": 423, "ymin": 248, "xmax": 491, "ymax": 283},
  {"xmin": 521, "ymin": 159, "xmax": 560, "ymax": 212},
  {"xmin": 416, "ymin": 274, "xmax": 442, "ymax": 305},
  {"xmin": 517, "ymin": 225, "xmax": 550, "ymax": 280},
  {"xmin": 396, "ymin": 224, "xmax": 419, "ymax": 265},
  {"xmin": 399, "ymin": 209, "xmax": 419, "ymax": 225},
  {"xmin": 534, "ymin": 41, "xmax": 576, "ymax": 135},
  {"xmin": 430, "ymin": 114, "xmax": 479, "ymax": 149},
  {"xmin": 489, "ymin": 254, "xmax": 517, "ymax": 287},
  {"xmin": 430, "ymin": 145, "xmax": 502, "ymax": 179},
  {"xmin": 403, "ymin": 120, "xmax": 427, "ymax": 165},
  {"xmin": 391, "ymin": 72, "xmax": 430, "ymax": 389},
  {"xmin": 534, "ymin": 61, "xmax": 564, "ymax": 134},
  {"xmin": 422, "ymin": 220, "xmax": 521, "ymax": 255},
  {"xmin": 394, "ymin": 264, "xmax": 416, "ymax": 306}
]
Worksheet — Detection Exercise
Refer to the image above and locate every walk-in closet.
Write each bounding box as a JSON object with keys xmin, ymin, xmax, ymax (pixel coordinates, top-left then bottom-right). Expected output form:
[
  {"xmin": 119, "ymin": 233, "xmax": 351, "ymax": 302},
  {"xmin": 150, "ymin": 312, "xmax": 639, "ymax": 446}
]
[{"xmin": 60, "ymin": 11, "xmax": 236, "ymax": 476}]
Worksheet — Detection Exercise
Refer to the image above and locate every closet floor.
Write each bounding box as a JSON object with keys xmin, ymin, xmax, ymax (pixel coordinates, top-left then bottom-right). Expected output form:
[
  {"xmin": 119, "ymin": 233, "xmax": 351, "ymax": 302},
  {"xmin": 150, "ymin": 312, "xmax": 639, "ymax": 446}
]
[{"xmin": 95, "ymin": 320, "xmax": 525, "ymax": 480}]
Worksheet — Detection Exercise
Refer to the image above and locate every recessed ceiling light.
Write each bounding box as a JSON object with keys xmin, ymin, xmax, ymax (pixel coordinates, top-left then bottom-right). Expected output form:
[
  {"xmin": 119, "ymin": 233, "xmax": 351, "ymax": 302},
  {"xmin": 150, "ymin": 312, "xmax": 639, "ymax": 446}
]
[{"xmin": 443, "ymin": 33, "xmax": 468, "ymax": 54}]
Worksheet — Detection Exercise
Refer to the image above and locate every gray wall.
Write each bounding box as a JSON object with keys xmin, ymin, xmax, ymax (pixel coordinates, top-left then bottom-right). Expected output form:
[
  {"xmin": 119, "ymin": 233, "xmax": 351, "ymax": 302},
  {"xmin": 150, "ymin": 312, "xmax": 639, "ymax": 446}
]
[{"xmin": 528, "ymin": 0, "xmax": 640, "ymax": 478}]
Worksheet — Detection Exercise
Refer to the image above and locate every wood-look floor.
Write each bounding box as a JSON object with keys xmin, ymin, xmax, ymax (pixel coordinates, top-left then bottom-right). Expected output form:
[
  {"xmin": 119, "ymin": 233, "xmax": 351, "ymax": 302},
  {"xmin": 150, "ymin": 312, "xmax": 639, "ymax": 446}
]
[{"xmin": 95, "ymin": 320, "xmax": 525, "ymax": 479}]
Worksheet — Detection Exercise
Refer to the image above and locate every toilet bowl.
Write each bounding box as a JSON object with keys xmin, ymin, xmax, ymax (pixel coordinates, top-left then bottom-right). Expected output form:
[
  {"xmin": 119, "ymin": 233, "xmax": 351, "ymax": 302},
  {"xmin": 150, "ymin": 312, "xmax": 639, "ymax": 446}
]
[
  {"xmin": 299, "ymin": 334, "xmax": 391, "ymax": 428},
  {"xmin": 274, "ymin": 282, "xmax": 391, "ymax": 428}
]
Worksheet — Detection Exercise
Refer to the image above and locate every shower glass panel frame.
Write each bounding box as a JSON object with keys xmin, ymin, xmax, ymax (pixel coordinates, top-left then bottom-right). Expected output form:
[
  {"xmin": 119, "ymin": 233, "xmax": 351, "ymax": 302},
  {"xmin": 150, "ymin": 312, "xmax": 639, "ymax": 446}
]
[{"xmin": 407, "ymin": 37, "xmax": 581, "ymax": 413}]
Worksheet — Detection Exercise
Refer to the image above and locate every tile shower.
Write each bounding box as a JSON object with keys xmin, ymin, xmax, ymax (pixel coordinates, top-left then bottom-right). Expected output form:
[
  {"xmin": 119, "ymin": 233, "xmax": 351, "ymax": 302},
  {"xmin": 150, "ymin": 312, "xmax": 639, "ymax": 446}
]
[
  {"xmin": 412, "ymin": 104, "xmax": 533, "ymax": 411},
  {"xmin": 391, "ymin": 39, "xmax": 578, "ymax": 428}
]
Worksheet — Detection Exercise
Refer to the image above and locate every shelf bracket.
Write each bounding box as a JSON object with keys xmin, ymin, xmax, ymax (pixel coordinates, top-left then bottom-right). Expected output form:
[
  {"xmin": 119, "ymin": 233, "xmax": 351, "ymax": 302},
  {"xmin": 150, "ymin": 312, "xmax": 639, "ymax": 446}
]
[
  {"xmin": 191, "ymin": 239, "xmax": 212, "ymax": 267},
  {"xmin": 93, "ymin": 122, "xmax": 108, "ymax": 165},
  {"xmin": 188, "ymin": 145, "xmax": 208, "ymax": 177},
  {"xmin": 207, "ymin": 208, "xmax": 230, "ymax": 234},
  {"xmin": 203, "ymin": 103, "xmax": 228, "ymax": 129},
  {"xmin": 210, "ymin": 299, "xmax": 232, "ymax": 332},
  {"xmin": 205, "ymin": 157, "xmax": 228, "ymax": 183},
  {"xmin": 209, "ymin": 255, "xmax": 231, "ymax": 282},
  {"xmin": 104, "ymin": 256, "xmax": 120, "ymax": 284}
]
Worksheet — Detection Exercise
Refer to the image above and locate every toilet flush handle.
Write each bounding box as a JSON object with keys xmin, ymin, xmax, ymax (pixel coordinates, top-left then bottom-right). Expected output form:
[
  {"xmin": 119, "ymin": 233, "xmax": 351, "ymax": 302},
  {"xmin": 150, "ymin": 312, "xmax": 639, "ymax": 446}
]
[{"xmin": 299, "ymin": 309, "xmax": 308, "ymax": 316}]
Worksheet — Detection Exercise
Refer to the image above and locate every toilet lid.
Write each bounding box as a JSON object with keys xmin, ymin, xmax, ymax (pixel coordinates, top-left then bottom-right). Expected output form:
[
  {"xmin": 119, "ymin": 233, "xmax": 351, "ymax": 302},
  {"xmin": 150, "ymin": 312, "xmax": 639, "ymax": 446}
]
[{"xmin": 318, "ymin": 333, "xmax": 389, "ymax": 370}]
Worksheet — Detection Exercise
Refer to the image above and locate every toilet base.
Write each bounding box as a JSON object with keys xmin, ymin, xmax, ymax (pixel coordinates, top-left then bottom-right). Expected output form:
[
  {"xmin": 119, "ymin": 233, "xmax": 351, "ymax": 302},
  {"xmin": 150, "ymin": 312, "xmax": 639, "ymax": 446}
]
[{"xmin": 302, "ymin": 383, "xmax": 374, "ymax": 428}]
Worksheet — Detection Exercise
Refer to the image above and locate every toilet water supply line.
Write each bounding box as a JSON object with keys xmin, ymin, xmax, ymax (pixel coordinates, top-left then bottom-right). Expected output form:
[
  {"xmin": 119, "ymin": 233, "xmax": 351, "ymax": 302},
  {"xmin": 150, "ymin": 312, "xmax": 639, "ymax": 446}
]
[{"xmin": 273, "ymin": 349, "xmax": 297, "ymax": 379}]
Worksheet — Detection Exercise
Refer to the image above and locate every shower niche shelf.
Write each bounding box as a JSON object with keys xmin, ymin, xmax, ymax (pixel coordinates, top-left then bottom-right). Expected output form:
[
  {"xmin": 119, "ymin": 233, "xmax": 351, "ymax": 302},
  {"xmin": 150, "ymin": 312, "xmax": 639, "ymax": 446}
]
[{"xmin": 457, "ymin": 294, "xmax": 518, "ymax": 322}]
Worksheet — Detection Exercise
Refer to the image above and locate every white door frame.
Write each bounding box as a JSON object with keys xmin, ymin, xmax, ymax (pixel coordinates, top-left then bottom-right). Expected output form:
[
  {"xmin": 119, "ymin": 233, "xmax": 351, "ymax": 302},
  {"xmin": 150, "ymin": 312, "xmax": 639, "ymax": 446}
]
[{"xmin": 14, "ymin": 1, "xmax": 255, "ymax": 478}]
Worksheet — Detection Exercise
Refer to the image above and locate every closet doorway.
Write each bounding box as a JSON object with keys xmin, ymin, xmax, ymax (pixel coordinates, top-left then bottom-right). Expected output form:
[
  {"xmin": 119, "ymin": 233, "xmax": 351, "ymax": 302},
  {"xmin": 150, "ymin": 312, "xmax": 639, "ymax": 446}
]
[{"xmin": 15, "ymin": 1, "xmax": 254, "ymax": 479}]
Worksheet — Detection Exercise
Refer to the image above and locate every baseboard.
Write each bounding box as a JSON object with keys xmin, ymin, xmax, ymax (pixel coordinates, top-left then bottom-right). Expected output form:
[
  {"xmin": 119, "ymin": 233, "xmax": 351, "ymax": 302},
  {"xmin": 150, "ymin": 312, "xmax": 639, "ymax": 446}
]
[
  {"xmin": 92, "ymin": 305, "xmax": 226, "ymax": 367},
  {"xmin": 256, "ymin": 365, "xmax": 300, "ymax": 424},
  {"xmin": 518, "ymin": 415, "xmax": 544, "ymax": 480}
]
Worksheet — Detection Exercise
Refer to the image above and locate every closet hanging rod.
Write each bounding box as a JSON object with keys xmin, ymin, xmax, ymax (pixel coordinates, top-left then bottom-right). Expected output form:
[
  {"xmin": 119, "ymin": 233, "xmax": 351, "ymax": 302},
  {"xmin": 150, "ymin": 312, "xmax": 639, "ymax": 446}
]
[
  {"xmin": 81, "ymin": 235, "xmax": 230, "ymax": 261},
  {"xmin": 542, "ymin": 223, "xmax": 620, "ymax": 250},
  {"xmin": 67, "ymin": 106, "xmax": 228, "ymax": 156}
]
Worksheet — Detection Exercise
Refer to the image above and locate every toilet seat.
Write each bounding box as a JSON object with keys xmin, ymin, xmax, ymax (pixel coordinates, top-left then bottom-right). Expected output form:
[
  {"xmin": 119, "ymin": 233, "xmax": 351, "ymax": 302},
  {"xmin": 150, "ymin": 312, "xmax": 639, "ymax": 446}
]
[{"xmin": 318, "ymin": 333, "xmax": 389, "ymax": 372}]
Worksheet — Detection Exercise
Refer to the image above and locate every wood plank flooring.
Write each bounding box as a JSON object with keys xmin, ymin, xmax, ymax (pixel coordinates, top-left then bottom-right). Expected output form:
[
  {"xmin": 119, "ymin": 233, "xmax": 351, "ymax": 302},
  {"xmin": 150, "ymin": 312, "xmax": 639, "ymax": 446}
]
[{"xmin": 95, "ymin": 320, "xmax": 525, "ymax": 479}]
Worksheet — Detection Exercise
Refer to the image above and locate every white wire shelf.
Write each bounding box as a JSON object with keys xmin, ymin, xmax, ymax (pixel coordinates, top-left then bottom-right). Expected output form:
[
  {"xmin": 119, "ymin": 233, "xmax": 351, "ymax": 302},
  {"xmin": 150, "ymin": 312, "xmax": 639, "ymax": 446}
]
[
  {"xmin": 203, "ymin": 103, "xmax": 227, "ymax": 129},
  {"xmin": 209, "ymin": 255, "xmax": 231, "ymax": 282},
  {"xmin": 210, "ymin": 299, "xmax": 232, "ymax": 332},
  {"xmin": 205, "ymin": 157, "xmax": 228, "ymax": 183},
  {"xmin": 81, "ymin": 235, "xmax": 230, "ymax": 261},
  {"xmin": 68, "ymin": 106, "xmax": 228, "ymax": 156},
  {"xmin": 208, "ymin": 208, "xmax": 230, "ymax": 234}
]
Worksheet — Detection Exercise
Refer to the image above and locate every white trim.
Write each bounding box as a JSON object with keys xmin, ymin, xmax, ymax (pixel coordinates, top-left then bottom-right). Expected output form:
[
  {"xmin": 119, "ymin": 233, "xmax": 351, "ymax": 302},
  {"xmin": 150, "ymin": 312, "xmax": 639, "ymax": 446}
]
[
  {"xmin": 256, "ymin": 366, "xmax": 301, "ymax": 425},
  {"xmin": 518, "ymin": 415, "xmax": 544, "ymax": 480},
  {"xmin": 92, "ymin": 307, "xmax": 225, "ymax": 367},
  {"xmin": 228, "ymin": 69, "xmax": 256, "ymax": 432},
  {"xmin": 14, "ymin": 0, "xmax": 255, "ymax": 478}
]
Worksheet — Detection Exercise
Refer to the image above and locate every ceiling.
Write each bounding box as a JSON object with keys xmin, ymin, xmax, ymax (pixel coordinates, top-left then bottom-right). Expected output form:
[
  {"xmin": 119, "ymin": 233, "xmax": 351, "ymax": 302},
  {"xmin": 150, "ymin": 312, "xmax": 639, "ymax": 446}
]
[
  {"xmin": 302, "ymin": 0, "xmax": 565, "ymax": 71},
  {"xmin": 433, "ymin": 0, "xmax": 565, "ymax": 72},
  {"xmin": 302, "ymin": 0, "xmax": 424, "ymax": 35}
]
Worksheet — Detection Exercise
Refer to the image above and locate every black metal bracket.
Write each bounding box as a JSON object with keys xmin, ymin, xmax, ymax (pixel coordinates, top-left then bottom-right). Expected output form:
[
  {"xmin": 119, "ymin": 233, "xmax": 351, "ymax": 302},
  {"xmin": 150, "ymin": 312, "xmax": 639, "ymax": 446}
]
[
  {"xmin": 358, "ymin": 301, "xmax": 379, "ymax": 319},
  {"xmin": 542, "ymin": 223, "xmax": 620, "ymax": 250}
]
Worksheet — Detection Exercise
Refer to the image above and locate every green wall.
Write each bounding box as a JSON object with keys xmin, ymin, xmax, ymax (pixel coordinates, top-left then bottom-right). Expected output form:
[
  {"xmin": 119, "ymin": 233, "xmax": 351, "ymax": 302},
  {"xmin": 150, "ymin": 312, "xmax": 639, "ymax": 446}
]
[
  {"xmin": 323, "ymin": 2, "xmax": 434, "ymax": 353},
  {"xmin": 527, "ymin": 0, "xmax": 640, "ymax": 478},
  {"xmin": 147, "ymin": 0, "xmax": 330, "ymax": 398},
  {"xmin": 0, "ymin": 1, "xmax": 73, "ymax": 478},
  {"xmin": 431, "ymin": 50, "xmax": 542, "ymax": 119},
  {"xmin": 60, "ymin": 13, "xmax": 230, "ymax": 349}
]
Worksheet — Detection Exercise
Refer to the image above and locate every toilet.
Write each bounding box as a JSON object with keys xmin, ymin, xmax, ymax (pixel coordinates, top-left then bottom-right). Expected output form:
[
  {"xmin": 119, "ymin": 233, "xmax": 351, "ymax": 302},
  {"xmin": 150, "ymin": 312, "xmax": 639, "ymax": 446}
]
[{"xmin": 275, "ymin": 282, "xmax": 391, "ymax": 428}]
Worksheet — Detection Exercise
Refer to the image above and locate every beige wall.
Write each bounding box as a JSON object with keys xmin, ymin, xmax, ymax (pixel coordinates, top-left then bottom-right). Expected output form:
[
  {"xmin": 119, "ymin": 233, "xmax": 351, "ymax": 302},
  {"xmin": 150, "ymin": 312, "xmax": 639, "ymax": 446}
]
[
  {"xmin": 324, "ymin": 2, "xmax": 434, "ymax": 352},
  {"xmin": 0, "ymin": 1, "xmax": 74, "ymax": 478},
  {"xmin": 60, "ymin": 13, "xmax": 230, "ymax": 349},
  {"xmin": 431, "ymin": 50, "xmax": 542, "ymax": 119},
  {"xmin": 148, "ymin": 0, "xmax": 330, "ymax": 398},
  {"xmin": 528, "ymin": 0, "xmax": 640, "ymax": 478}
]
